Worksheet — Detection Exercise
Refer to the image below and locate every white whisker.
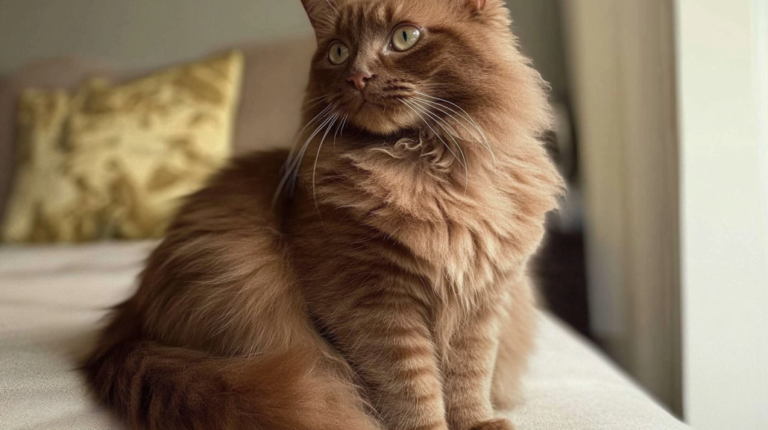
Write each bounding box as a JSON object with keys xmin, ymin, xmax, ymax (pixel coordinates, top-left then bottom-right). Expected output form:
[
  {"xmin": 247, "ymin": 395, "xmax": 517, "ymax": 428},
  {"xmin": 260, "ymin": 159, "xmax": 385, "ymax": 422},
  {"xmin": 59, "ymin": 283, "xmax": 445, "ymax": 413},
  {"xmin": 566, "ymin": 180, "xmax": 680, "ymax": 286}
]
[
  {"xmin": 313, "ymin": 112, "xmax": 340, "ymax": 214},
  {"xmin": 325, "ymin": 0, "xmax": 339, "ymax": 15},
  {"xmin": 289, "ymin": 111, "xmax": 337, "ymax": 176},
  {"xmin": 401, "ymin": 99, "xmax": 466, "ymax": 171},
  {"xmin": 412, "ymin": 95, "xmax": 497, "ymax": 166},
  {"xmin": 274, "ymin": 106, "xmax": 338, "ymax": 205},
  {"xmin": 286, "ymin": 104, "xmax": 335, "ymax": 170},
  {"xmin": 414, "ymin": 91, "xmax": 490, "ymax": 144},
  {"xmin": 409, "ymin": 99, "xmax": 462, "ymax": 138},
  {"xmin": 403, "ymin": 99, "xmax": 465, "ymax": 166},
  {"xmin": 404, "ymin": 99, "xmax": 469, "ymax": 191},
  {"xmin": 334, "ymin": 114, "xmax": 348, "ymax": 150},
  {"xmin": 306, "ymin": 94, "xmax": 331, "ymax": 104},
  {"xmin": 411, "ymin": 98, "xmax": 479, "ymax": 141},
  {"xmin": 288, "ymin": 112, "xmax": 337, "ymax": 196}
]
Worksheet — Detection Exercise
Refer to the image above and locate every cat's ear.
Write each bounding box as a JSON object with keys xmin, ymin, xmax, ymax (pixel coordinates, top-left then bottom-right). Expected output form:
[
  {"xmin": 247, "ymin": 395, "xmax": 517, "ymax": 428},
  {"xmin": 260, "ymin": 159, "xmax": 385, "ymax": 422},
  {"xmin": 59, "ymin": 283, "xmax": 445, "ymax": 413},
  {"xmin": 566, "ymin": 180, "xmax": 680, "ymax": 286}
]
[
  {"xmin": 462, "ymin": 0, "xmax": 507, "ymax": 13},
  {"xmin": 300, "ymin": 0, "xmax": 327, "ymax": 16},
  {"xmin": 460, "ymin": 0, "xmax": 509, "ymax": 22},
  {"xmin": 301, "ymin": 0, "xmax": 337, "ymax": 36},
  {"xmin": 465, "ymin": 0, "xmax": 488, "ymax": 10}
]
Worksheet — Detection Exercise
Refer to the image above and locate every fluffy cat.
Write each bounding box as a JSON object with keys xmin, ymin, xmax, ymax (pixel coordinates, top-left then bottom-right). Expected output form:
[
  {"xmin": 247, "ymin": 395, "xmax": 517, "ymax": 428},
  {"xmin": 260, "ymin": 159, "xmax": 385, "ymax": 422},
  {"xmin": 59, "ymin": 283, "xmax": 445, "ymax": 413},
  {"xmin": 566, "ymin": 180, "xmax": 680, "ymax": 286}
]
[{"xmin": 82, "ymin": 1, "xmax": 564, "ymax": 429}]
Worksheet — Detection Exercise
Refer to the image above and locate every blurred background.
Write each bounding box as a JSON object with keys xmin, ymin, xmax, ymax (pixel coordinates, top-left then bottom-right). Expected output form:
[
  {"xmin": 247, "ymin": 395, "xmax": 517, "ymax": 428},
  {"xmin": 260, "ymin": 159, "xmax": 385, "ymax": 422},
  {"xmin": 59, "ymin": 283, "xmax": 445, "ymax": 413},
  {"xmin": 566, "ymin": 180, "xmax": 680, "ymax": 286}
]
[{"xmin": 0, "ymin": 1, "xmax": 766, "ymax": 429}]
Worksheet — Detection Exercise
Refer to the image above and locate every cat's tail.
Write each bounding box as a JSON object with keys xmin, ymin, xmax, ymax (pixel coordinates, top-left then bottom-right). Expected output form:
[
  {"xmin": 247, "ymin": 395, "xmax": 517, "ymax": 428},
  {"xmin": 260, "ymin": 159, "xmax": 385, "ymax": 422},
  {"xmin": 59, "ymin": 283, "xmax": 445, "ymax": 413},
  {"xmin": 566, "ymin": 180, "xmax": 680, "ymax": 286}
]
[{"xmin": 82, "ymin": 339, "xmax": 381, "ymax": 430}]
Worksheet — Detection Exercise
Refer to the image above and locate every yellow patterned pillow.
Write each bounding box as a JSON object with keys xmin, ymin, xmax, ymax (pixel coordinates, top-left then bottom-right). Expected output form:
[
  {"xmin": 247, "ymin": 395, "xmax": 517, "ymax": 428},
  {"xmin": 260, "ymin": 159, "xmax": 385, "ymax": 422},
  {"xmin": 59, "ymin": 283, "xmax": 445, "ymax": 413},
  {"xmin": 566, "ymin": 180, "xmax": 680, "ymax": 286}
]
[{"xmin": 2, "ymin": 51, "xmax": 243, "ymax": 243}]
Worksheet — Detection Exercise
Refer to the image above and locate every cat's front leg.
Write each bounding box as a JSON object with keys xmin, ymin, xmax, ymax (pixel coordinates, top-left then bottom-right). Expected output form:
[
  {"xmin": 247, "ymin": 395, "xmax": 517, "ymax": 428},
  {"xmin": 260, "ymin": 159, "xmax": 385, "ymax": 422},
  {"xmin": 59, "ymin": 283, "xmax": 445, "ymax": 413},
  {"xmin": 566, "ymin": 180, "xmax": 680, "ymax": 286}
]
[
  {"xmin": 329, "ymin": 291, "xmax": 449, "ymax": 430},
  {"xmin": 443, "ymin": 305, "xmax": 514, "ymax": 430}
]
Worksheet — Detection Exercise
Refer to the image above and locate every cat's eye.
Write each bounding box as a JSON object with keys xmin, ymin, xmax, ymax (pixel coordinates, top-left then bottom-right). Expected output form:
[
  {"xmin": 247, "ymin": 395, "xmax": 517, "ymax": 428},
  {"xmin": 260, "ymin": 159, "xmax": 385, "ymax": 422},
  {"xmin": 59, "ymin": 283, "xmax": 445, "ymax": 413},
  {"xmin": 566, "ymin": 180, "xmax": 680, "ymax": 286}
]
[
  {"xmin": 328, "ymin": 42, "xmax": 350, "ymax": 65},
  {"xmin": 391, "ymin": 25, "xmax": 422, "ymax": 52}
]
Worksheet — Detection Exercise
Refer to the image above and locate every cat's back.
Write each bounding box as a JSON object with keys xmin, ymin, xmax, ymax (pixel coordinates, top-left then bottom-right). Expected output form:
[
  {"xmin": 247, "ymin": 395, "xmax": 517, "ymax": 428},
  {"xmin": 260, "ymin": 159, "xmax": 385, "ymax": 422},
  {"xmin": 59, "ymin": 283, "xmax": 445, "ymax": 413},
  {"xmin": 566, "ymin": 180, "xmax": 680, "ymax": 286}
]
[
  {"xmin": 128, "ymin": 149, "xmax": 302, "ymax": 355},
  {"xmin": 175, "ymin": 149, "xmax": 290, "ymax": 233}
]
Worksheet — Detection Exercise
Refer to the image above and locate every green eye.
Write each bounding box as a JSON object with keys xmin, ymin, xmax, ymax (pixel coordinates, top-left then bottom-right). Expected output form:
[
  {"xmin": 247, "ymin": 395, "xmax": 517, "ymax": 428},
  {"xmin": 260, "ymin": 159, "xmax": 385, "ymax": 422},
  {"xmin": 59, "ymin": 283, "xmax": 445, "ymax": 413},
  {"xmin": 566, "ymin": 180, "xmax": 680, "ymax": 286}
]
[
  {"xmin": 328, "ymin": 42, "xmax": 350, "ymax": 65},
  {"xmin": 392, "ymin": 25, "xmax": 421, "ymax": 52}
]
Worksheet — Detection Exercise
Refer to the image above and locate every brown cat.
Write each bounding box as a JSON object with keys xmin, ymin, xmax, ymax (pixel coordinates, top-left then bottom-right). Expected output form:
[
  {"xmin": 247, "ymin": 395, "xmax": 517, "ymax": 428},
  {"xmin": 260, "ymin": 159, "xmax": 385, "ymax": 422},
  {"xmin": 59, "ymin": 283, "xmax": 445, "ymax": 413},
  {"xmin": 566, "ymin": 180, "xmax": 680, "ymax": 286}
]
[{"xmin": 82, "ymin": 1, "xmax": 564, "ymax": 429}]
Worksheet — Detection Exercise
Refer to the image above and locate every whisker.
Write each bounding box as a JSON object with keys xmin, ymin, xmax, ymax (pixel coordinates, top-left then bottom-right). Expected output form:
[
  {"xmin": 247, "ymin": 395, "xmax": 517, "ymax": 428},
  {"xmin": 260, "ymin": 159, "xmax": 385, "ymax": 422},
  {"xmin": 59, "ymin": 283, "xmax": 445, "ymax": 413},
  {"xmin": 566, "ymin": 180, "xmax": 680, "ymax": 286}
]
[
  {"xmin": 341, "ymin": 114, "xmax": 349, "ymax": 140},
  {"xmin": 334, "ymin": 114, "xmax": 348, "ymax": 150},
  {"xmin": 409, "ymin": 99, "xmax": 463, "ymax": 137},
  {"xmin": 274, "ymin": 106, "xmax": 338, "ymax": 205},
  {"xmin": 306, "ymin": 94, "xmax": 331, "ymax": 104},
  {"xmin": 411, "ymin": 84, "xmax": 451, "ymax": 97},
  {"xmin": 411, "ymin": 97, "xmax": 494, "ymax": 171},
  {"xmin": 404, "ymin": 99, "xmax": 469, "ymax": 191},
  {"xmin": 324, "ymin": 0, "xmax": 339, "ymax": 15},
  {"xmin": 287, "ymin": 112, "xmax": 337, "ymax": 196},
  {"xmin": 286, "ymin": 103, "xmax": 335, "ymax": 171},
  {"xmin": 400, "ymin": 99, "xmax": 466, "ymax": 171},
  {"xmin": 313, "ymin": 112, "xmax": 340, "ymax": 215},
  {"xmin": 412, "ymin": 95, "xmax": 497, "ymax": 165},
  {"xmin": 411, "ymin": 98, "xmax": 478, "ymax": 141},
  {"xmin": 289, "ymin": 111, "xmax": 338, "ymax": 177},
  {"xmin": 414, "ymin": 91, "xmax": 489, "ymax": 144},
  {"xmin": 305, "ymin": 97, "xmax": 335, "ymax": 111}
]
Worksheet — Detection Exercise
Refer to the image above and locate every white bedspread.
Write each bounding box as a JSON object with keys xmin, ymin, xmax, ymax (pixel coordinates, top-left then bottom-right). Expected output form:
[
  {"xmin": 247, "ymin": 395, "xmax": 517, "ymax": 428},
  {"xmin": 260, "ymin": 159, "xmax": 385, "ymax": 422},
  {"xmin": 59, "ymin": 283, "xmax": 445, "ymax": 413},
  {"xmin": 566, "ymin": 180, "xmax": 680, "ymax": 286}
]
[{"xmin": 0, "ymin": 242, "xmax": 688, "ymax": 430}]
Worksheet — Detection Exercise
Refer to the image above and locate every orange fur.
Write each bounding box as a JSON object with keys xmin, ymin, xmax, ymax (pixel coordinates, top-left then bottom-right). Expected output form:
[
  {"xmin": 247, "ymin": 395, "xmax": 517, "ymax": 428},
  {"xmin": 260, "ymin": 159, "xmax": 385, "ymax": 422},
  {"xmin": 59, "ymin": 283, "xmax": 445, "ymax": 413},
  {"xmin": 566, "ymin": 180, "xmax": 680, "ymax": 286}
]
[{"xmin": 83, "ymin": 1, "xmax": 564, "ymax": 429}]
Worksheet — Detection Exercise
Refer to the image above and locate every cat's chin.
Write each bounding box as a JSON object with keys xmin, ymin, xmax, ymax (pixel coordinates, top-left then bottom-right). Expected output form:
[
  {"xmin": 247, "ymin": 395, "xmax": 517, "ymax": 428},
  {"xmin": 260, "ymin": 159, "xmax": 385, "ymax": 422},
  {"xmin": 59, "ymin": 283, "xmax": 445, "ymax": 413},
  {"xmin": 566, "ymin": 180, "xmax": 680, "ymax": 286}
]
[
  {"xmin": 350, "ymin": 120, "xmax": 418, "ymax": 141},
  {"xmin": 349, "ymin": 111, "xmax": 419, "ymax": 138},
  {"xmin": 357, "ymin": 121, "xmax": 403, "ymax": 136}
]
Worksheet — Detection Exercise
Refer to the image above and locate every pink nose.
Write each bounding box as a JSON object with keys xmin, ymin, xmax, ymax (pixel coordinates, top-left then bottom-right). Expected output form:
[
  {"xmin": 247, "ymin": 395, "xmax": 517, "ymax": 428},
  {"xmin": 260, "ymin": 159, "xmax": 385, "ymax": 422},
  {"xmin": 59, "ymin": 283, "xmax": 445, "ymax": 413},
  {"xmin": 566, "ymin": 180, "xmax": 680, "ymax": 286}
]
[{"xmin": 348, "ymin": 72, "xmax": 373, "ymax": 92}]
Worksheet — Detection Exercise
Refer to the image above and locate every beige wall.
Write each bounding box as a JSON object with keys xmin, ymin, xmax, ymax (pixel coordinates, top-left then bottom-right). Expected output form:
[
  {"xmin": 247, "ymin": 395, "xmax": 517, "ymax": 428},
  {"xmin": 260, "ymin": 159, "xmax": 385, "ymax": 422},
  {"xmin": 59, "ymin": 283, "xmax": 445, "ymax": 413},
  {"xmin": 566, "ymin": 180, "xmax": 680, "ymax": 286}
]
[
  {"xmin": 0, "ymin": 0, "xmax": 313, "ymax": 75},
  {"xmin": 0, "ymin": 0, "xmax": 569, "ymax": 98},
  {"xmin": 506, "ymin": 0, "xmax": 569, "ymax": 99}
]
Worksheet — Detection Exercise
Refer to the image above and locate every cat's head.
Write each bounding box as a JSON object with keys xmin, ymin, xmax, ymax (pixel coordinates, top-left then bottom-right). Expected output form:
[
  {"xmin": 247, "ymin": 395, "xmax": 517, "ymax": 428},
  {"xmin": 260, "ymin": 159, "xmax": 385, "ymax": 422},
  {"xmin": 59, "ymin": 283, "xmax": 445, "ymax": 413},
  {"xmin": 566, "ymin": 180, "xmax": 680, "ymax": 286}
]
[{"xmin": 300, "ymin": 0, "xmax": 547, "ymax": 139}]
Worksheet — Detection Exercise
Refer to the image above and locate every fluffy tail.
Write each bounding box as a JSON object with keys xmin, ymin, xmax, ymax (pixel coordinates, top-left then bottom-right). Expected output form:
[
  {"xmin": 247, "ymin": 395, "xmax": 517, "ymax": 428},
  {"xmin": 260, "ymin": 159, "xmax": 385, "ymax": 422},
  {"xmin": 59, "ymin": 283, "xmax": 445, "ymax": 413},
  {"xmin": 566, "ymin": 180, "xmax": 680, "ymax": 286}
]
[{"xmin": 82, "ymin": 340, "xmax": 381, "ymax": 430}]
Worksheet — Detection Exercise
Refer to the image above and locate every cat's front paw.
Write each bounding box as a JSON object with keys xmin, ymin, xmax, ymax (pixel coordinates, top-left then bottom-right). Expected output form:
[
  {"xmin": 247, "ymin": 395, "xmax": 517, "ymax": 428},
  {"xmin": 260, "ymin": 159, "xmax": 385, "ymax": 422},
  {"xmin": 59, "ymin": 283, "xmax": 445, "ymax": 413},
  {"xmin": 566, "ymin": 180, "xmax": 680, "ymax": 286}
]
[{"xmin": 469, "ymin": 418, "xmax": 515, "ymax": 430}]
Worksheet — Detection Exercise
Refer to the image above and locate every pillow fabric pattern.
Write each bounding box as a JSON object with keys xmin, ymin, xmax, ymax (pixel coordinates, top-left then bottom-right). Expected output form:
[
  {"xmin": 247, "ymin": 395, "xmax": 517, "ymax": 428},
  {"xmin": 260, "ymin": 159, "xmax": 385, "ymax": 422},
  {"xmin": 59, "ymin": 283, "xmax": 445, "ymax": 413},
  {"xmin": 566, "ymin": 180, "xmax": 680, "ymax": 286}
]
[{"xmin": 2, "ymin": 52, "xmax": 243, "ymax": 243}]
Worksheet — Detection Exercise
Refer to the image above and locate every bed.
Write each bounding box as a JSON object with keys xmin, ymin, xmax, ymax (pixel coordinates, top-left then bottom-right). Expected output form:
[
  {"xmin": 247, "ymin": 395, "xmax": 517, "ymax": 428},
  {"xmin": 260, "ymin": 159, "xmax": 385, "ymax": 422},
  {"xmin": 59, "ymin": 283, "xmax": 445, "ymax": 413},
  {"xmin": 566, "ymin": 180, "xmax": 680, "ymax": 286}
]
[{"xmin": 0, "ymin": 241, "xmax": 688, "ymax": 430}]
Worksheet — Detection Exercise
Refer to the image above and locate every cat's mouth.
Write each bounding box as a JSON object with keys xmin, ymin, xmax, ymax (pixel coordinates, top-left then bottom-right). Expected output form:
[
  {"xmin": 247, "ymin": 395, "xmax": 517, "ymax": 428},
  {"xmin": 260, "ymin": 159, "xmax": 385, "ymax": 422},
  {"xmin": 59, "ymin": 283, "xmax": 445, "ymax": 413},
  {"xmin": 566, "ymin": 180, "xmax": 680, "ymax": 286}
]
[
  {"xmin": 345, "ymin": 97, "xmax": 421, "ymax": 136},
  {"xmin": 357, "ymin": 97, "xmax": 387, "ymax": 112}
]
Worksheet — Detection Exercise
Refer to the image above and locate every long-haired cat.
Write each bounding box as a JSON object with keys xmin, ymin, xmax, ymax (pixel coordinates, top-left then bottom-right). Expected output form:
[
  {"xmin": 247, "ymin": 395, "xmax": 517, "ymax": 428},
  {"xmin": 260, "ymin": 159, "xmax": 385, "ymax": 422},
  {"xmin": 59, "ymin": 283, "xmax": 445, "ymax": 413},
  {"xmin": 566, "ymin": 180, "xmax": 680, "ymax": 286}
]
[{"xmin": 82, "ymin": 1, "xmax": 564, "ymax": 429}]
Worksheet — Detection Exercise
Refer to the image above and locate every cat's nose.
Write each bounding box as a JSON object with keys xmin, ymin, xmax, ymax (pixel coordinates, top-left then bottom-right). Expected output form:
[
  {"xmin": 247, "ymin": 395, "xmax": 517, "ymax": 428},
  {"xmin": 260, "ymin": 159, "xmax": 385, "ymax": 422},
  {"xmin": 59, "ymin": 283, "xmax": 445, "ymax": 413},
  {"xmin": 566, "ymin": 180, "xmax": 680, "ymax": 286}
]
[{"xmin": 348, "ymin": 72, "xmax": 373, "ymax": 92}]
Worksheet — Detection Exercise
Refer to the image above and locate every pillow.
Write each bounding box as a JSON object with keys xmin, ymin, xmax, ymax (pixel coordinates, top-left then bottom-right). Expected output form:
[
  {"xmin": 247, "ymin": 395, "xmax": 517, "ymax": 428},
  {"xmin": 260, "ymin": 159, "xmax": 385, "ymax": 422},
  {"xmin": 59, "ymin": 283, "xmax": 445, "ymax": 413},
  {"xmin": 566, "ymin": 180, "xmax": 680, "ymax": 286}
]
[{"xmin": 2, "ymin": 51, "xmax": 243, "ymax": 243}]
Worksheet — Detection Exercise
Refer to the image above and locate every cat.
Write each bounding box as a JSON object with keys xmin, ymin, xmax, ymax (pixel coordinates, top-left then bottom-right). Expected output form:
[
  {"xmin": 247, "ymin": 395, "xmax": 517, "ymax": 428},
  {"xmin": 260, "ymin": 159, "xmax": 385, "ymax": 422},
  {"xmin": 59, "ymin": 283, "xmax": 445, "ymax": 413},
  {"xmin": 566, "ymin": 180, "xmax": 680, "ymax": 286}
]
[{"xmin": 82, "ymin": 1, "xmax": 564, "ymax": 429}]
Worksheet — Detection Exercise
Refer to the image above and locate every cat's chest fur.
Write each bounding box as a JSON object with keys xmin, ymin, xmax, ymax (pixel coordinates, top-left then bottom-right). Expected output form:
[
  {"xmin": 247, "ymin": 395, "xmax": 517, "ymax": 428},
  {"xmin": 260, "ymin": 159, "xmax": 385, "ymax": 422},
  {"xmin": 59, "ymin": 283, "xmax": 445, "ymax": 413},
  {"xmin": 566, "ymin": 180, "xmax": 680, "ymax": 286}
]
[{"xmin": 298, "ymin": 135, "xmax": 558, "ymax": 302}]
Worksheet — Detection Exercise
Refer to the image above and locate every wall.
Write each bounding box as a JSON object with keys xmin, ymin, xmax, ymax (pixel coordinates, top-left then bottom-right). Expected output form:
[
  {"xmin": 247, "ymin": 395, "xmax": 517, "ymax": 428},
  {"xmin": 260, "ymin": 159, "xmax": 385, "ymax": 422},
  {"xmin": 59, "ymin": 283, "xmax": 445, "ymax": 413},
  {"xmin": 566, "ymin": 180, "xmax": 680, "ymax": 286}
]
[
  {"xmin": 505, "ymin": 0, "xmax": 569, "ymax": 100},
  {"xmin": 676, "ymin": 0, "xmax": 768, "ymax": 428},
  {"xmin": 0, "ymin": 0, "xmax": 313, "ymax": 75},
  {"xmin": 0, "ymin": 1, "xmax": 568, "ymax": 97}
]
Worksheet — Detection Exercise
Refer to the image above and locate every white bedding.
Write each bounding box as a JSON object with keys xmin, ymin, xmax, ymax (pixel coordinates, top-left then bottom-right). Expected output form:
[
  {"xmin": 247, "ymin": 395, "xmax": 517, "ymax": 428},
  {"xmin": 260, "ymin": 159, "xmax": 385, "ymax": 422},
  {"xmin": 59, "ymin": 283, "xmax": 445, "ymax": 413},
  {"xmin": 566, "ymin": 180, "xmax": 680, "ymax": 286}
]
[{"xmin": 0, "ymin": 242, "xmax": 688, "ymax": 430}]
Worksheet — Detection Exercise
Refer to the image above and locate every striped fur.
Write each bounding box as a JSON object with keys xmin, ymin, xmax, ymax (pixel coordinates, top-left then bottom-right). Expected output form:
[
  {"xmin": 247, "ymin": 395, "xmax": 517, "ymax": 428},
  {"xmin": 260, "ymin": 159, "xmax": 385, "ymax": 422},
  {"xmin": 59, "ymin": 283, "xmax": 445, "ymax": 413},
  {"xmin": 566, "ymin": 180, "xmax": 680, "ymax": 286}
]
[{"xmin": 83, "ymin": 1, "xmax": 564, "ymax": 429}]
